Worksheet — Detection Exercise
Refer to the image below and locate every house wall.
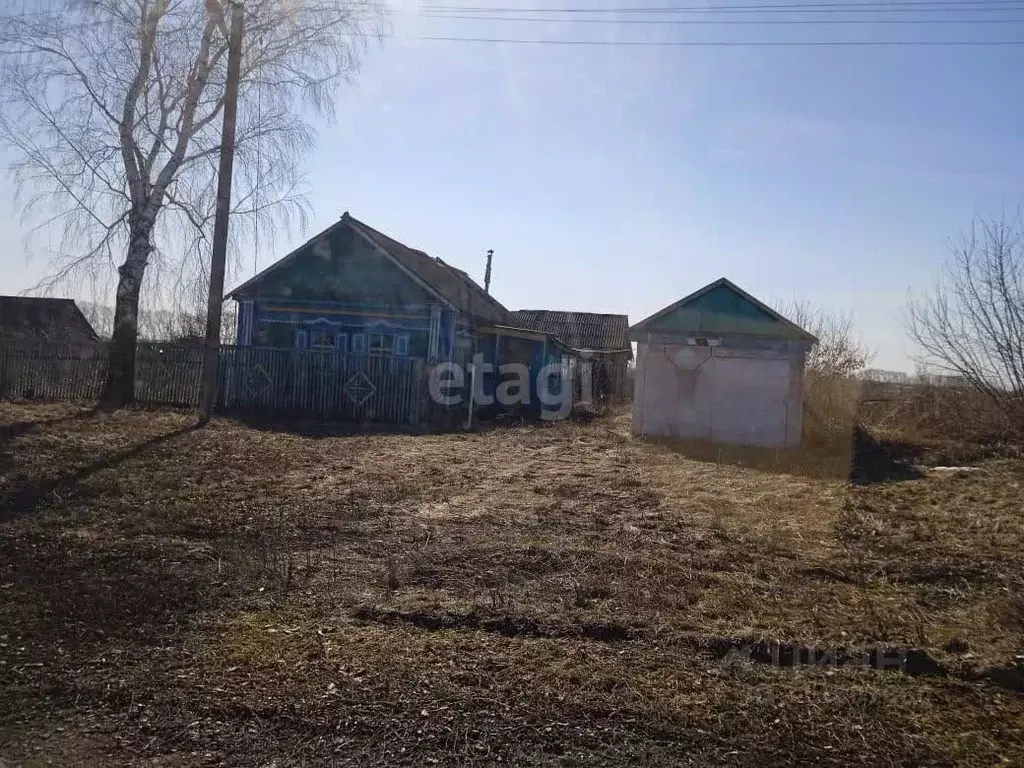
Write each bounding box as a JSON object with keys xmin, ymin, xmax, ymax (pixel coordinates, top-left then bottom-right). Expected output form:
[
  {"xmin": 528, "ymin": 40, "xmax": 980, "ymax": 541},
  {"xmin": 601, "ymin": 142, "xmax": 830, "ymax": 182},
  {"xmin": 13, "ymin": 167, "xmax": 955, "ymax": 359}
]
[
  {"xmin": 586, "ymin": 351, "xmax": 631, "ymax": 404},
  {"xmin": 234, "ymin": 223, "xmax": 466, "ymax": 361},
  {"xmin": 473, "ymin": 331, "xmax": 571, "ymax": 416},
  {"xmin": 632, "ymin": 337, "xmax": 809, "ymax": 448}
]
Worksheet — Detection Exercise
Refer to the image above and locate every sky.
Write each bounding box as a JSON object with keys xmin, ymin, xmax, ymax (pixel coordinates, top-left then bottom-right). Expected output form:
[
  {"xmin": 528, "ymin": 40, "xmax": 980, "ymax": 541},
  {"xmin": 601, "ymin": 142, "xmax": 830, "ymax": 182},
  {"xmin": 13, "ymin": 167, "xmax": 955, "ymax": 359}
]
[{"xmin": 4, "ymin": 1, "xmax": 1024, "ymax": 372}]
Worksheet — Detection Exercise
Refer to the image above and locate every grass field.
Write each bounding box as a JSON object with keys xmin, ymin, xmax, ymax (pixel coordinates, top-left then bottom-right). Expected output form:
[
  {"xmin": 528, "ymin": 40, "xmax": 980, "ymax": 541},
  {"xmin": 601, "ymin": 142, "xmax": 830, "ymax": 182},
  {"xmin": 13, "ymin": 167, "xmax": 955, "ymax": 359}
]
[{"xmin": 1, "ymin": 402, "xmax": 1022, "ymax": 766}]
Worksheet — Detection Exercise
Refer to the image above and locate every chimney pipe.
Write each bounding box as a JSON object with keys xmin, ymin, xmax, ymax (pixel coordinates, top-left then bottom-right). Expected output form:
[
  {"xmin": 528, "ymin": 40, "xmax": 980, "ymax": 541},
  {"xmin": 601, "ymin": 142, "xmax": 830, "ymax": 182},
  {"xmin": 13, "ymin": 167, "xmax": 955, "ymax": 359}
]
[{"xmin": 484, "ymin": 249, "xmax": 494, "ymax": 294}]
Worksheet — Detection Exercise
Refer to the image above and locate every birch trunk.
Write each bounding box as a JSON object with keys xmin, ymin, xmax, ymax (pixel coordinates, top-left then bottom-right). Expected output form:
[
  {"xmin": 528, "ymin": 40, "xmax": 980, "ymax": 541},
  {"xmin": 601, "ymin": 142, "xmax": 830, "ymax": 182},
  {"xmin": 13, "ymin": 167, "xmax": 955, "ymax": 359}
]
[{"xmin": 100, "ymin": 214, "xmax": 153, "ymax": 407}]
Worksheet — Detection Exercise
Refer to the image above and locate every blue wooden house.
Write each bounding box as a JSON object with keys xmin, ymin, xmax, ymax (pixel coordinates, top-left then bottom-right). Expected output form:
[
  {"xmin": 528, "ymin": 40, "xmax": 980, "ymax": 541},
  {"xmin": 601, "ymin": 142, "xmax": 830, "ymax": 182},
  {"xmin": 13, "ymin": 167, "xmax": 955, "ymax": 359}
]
[{"xmin": 226, "ymin": 213, "xmax": 574, "ymax": 421}]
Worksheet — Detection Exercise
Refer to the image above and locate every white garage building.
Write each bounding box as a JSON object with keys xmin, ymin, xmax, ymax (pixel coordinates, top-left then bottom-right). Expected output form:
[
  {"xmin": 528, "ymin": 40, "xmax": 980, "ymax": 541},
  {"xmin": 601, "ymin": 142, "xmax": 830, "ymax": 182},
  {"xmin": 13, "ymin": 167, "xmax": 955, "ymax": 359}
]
[{"xmin": 629, "ymin": 278, "xmax": 818, "ymax": 448}]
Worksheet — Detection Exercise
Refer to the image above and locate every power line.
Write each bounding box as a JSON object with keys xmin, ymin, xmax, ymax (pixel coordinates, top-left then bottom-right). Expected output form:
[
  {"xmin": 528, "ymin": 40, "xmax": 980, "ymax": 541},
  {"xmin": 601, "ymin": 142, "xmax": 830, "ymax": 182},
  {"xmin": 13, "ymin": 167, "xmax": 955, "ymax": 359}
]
[
  {"xmin": 423, "ymin": 13, "xmax": 1024, "ymax": 23},
  {"xmin": 421, "ymin": 34, "xmax": 1024, "ymax": 43},
  {"xmin": 424, "ymin": 7, "xmax": 1024, "ymax": 14},
  {"xmin": 8, "ymin": 8, "xmax": 1024, "ymax": 49},
  {"xmin": 421, "ymin": 0, "xmax": 1024, "ymax": 12}
]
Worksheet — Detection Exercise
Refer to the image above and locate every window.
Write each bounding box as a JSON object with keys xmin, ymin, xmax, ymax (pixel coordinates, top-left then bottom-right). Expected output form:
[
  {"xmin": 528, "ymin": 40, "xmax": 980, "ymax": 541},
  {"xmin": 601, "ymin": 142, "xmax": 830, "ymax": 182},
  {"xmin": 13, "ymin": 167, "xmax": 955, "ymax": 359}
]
[
  {"xmin": 351, "ymin": 332, "xmax": 366, "ymax": 354},
  {"xmin": 310, "ymin": 330, "xmax": 335, "ymax": 349},
  {"xmin": 294, "ymin": 330, "xmax": 309, "ymax": 349},
  {"xmin": 334, "ymin": 333, "xmax": 348, "ymax": 353},
  {"xmin": 395, "ymin": 334, "xmax": 410, "ymax": 356},
  {"xmin": 369, "ymin": 332, "xmax": 395, "ymax": 356}
]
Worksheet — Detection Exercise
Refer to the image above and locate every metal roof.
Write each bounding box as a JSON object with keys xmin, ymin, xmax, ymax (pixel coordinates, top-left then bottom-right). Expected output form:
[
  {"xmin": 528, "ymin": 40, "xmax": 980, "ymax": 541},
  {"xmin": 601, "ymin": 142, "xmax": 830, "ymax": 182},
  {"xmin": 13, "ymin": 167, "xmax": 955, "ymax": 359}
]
[{"xmin": 509, "ymin": 310, "xmax": 631, "ymax": 355}]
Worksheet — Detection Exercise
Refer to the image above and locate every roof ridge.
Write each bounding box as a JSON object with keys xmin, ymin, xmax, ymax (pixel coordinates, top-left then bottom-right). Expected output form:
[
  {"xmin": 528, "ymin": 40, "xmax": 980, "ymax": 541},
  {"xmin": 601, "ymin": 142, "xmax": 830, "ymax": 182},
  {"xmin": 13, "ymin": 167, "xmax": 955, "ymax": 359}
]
[
  {"xmin": 628, "ymin": 277, "xmax": 818, "ymax": 343},
  {"xmin": 515, "ymin": 309, "xmax": 628, "ymax": 317},
  {"xmin": 0, "ymin": 295, "xmax": 75, "ymax": 303}
]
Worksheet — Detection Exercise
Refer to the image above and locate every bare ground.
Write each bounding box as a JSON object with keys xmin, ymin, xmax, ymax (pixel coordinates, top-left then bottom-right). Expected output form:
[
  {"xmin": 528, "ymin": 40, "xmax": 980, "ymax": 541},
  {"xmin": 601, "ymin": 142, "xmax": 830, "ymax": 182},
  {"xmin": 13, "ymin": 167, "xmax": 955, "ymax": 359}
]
[{"xmin": 0, "ymin": 402, "xmax": 1022, "ymax": 766}]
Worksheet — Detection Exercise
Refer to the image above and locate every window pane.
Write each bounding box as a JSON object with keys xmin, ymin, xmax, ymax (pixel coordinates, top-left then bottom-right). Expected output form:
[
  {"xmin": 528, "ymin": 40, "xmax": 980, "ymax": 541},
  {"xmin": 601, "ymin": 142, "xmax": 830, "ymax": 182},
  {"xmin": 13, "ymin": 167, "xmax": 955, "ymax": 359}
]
[
  {"xmin": 311, "ymin": 330, "xmax": 335, "ymax": 348},
  {"xmin": 369, "ymin": 333, "xmax": 395, "ymax": 355}
]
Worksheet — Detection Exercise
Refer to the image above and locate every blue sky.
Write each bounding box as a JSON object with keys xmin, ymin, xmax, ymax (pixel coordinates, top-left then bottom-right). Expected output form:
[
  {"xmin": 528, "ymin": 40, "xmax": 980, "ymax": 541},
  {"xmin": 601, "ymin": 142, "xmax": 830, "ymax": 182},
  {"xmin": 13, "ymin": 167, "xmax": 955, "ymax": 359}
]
[{"xmin": 4, "ymin": 1, "xmax": 1024, "ymax": 371}]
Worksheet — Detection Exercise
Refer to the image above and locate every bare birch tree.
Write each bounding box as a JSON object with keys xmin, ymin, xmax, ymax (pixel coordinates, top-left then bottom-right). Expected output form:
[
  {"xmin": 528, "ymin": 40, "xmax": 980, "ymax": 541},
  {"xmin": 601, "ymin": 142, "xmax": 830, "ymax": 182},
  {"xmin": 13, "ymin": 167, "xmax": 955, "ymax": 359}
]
[
  {"xmin": 907, "ymin": 215, "xmax": 1024, "ymax": 429},
  {"xmin": 775, "ymin": 299, "xmax": 872, "ymax": 379},
  {"xmin": 0, "ymin": 0, "xmax": 384, "ymax": 406}
]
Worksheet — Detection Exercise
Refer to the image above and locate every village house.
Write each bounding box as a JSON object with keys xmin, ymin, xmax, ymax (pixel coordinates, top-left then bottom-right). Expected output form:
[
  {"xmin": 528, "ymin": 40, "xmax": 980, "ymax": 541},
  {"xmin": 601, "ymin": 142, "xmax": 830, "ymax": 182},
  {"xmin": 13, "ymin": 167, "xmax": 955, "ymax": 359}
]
[{"xmin": 226, "ymin": 213, "xmax": 577, "ymax": 420}]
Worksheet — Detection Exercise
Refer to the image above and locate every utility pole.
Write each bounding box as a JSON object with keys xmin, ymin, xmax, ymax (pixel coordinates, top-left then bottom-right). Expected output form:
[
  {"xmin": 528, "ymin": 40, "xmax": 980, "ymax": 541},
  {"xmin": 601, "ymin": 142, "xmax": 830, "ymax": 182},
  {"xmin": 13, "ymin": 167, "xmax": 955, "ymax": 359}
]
[
  {"xmin": 199, "ymin": 0, "xmax": 245, "ymax": 424},
  {"xmin": 484, "ymin": 249, "xmax": 493, "ymax": 294}
]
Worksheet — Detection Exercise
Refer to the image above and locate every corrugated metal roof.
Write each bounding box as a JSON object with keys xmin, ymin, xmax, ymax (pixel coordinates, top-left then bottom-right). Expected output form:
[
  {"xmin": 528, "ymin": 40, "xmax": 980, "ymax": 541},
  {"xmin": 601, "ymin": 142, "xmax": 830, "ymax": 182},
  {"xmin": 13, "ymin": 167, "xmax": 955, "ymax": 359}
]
[
  {"xmin": 0, "ymin": 296, "xmax": 98, "ymax": 343},
  {"xmin": 509, "ymin": 310, "xmax": 631, "ymax": 353}
]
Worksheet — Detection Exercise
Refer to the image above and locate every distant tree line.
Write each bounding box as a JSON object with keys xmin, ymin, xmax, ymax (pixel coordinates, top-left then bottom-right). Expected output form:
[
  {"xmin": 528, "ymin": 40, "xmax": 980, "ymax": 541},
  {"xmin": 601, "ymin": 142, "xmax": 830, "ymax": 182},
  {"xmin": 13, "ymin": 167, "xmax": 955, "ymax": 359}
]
[{"xmin": 80, "ymin": 301, "xmax": 236, "ymax": 345}]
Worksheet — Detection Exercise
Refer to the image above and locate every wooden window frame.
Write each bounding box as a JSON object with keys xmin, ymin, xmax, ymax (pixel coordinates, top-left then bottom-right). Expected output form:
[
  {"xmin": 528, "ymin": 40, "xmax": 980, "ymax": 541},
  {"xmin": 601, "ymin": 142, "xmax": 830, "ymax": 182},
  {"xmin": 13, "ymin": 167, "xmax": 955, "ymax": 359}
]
[
  {"xmin": 369, "ymin": 332, "xmax": 395, "ymax": 356},
  {"xmin": 310, "ymin": 329, "xmax": 336, "ymax": 349},
  {"xmin": 395, "ymin": 334, "xmax": 410, "ymax": 357}
]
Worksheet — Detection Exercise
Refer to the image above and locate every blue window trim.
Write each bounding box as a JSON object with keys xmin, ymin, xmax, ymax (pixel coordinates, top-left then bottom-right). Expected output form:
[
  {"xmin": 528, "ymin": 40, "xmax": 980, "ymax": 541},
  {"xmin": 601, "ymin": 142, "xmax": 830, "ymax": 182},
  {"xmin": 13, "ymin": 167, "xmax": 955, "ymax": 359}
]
[
  {"xmin": 352, "ymin": 332, "xmax": 366, "ymax": 354},
  {"xmin": 395, "ymin": 334, "xmax": 410, "ymax": 357}
]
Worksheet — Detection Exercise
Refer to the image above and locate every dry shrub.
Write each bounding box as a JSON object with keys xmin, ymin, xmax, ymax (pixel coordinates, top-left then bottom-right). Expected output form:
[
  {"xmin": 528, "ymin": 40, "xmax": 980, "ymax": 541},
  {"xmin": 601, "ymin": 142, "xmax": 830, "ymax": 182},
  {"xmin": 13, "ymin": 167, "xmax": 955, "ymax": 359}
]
[
  {"xmin": 802, "ymin": 374, "xmax": 861, "ymax": 448},
  {"xmin": 860, "ymin": 376, "xmax": 1016, "ymax": 445}
]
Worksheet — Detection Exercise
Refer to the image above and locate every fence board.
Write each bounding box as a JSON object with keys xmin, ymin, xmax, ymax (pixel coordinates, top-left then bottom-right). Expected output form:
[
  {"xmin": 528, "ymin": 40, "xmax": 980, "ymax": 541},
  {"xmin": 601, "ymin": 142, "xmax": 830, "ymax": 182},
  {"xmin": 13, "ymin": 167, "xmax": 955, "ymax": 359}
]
[
  {"xmin": 216, "ymin": 346, "xmax": 426, "ymax": 425},
  {"xmin": 135, "ymin": 342, "xmax": 203, "ymax": 406},
  {"xmin": 0, "ymin": 343, "xmax": 107, "ymax": 401},
  {"xmin": 0, "ymin": 342, "xmax": 432, "ymax": 426}
]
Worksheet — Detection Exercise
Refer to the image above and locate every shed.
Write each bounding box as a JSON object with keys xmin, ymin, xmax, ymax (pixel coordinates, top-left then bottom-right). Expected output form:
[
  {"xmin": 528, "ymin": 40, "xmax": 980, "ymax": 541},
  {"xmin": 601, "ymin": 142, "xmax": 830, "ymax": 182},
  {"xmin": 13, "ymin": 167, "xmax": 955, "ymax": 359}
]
[
  {"xmin": 629, "ymin": 278, "xmax": 817, "ymax": 448},
  {"xmin": 509, "ymin": 310, "xmax": 632, "ymax": 403},
  {"xmin": 0, "ymin": 296, "xmax": 98, "ymax": 344}
]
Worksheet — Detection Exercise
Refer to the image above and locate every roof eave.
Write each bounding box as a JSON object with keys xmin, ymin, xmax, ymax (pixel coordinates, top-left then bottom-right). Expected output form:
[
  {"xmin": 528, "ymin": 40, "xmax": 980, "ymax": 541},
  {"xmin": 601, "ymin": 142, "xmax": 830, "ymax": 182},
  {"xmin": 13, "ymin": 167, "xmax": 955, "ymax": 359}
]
[
  {"xmin": 630, "ymin": 328, "xmax": 818, "ymax": 344},
  {"xmin": 629, "ymin": 277, "xmax": 818, "ymax": 342}
]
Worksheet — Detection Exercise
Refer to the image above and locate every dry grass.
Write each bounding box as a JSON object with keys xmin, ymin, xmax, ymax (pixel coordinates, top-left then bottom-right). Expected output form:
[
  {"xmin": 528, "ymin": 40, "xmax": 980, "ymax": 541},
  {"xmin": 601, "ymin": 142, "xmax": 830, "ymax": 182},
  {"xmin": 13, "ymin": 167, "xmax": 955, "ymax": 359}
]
[
  {"xmin": 860, "ymin": 377, "xmax": 1021, "ymax": 446},
  {"xmin": 0, "ymin": 402, "xmax": 1022, "ymax": 766}
]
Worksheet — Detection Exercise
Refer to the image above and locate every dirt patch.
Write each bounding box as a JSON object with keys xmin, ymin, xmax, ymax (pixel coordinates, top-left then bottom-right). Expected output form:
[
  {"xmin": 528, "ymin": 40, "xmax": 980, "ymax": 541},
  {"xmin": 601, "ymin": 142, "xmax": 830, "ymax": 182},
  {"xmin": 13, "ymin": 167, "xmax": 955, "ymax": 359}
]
[
  {"xmin": 351, "ymin": 605, "xmax": 639, "ymax": 642},
  {"xmin": 1, "ymin": 402, "xmax": 1023, "ymax": 765}
]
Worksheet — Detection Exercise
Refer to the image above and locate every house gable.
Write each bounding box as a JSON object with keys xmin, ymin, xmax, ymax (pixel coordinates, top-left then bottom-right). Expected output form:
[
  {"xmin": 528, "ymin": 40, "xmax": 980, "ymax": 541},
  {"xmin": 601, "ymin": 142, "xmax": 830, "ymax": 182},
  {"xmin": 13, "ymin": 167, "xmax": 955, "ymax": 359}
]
[
  {"xmin": 229, "ymin": 221, "xmax": 438, "ymax": 307},
  {"xmin": 630, "ymin": 278, "xmax": 817, "ymax": 343}
]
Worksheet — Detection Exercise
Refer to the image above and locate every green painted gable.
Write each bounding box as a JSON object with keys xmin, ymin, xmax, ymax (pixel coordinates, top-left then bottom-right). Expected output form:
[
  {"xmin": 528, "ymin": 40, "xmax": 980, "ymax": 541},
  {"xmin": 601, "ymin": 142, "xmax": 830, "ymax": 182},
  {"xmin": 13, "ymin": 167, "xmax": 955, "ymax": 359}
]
[
  {"xmin": 236, "ymin": 223, "xmax": 435, "ymax": 306},
  {"xmin": 636, "ymin": 280, "xmax": 815, "ymax": 342}
]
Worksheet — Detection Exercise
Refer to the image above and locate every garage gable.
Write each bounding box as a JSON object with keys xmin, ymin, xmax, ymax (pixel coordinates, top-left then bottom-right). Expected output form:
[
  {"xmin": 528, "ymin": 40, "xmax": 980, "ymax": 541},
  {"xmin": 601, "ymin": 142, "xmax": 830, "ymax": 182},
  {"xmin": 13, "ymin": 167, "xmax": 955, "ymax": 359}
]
[{"xmin": 630, "ymin": 278, "xmax": 817, "ymax": 343}]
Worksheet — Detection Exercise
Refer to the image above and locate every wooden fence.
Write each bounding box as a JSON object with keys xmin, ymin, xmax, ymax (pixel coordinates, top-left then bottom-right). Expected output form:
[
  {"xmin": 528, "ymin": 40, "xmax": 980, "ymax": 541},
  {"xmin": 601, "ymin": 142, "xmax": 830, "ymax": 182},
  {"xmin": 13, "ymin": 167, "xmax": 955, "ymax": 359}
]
[
  {"xmin": 218, "ymin": 346, "xmax": 424, "ymax": 425},
  {"xmin": 0, "ymin": 342, "xmax": 431, "ymax": 426},
  {"xmin": 0, "ymin": 343, "xmax": 108, "ymax": 402}
]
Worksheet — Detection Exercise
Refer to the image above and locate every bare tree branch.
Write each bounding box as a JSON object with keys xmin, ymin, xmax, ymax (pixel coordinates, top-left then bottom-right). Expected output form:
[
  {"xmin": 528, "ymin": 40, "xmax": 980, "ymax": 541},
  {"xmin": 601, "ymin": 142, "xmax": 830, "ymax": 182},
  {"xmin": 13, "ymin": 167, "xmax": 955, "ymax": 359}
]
[
  {"xmin": 774, "ymin": 299, "xmax": 872, "ymax": 379},
  {"xmin": 906, "ymin": 214, "xmax": 1024, "ymax": 432},
  {"xmin": 0, "ymin": 0, "xmax": 387, "ymax": 405}
]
